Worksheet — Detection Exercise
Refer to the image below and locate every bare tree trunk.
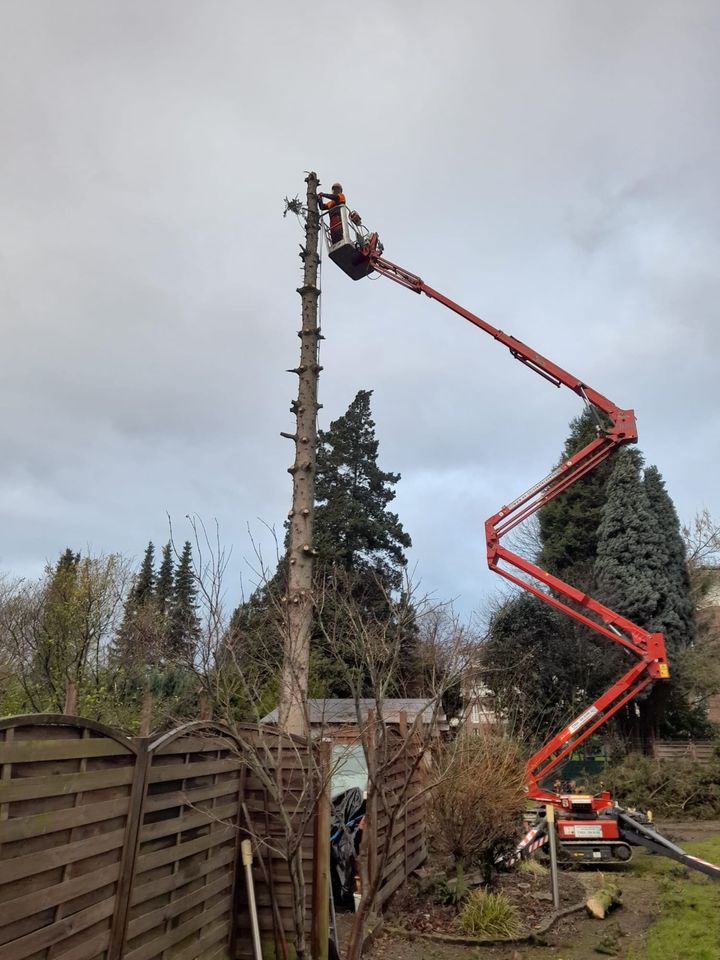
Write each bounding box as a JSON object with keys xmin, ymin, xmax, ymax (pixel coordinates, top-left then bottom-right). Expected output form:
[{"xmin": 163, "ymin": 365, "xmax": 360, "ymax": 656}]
[{"xmin": 278, "ymin": 171, "xmax": 322, "ymax": 737}]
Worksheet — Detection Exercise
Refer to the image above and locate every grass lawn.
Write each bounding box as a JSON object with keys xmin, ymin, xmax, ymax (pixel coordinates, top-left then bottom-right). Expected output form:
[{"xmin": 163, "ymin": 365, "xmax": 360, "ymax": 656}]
[{"xmin": 642, "ymin": 837, "xmax": 720, "ymax": 960}]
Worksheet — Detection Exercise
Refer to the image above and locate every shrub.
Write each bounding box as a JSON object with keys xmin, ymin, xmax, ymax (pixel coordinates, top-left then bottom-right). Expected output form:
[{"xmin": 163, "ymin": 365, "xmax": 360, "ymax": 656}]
[
  {"xmin": 457, "ymin": 890, "xmax": 520, "ymax": 939},
  {"xmin": 594, "ymin": 750, "xmax": 720, "ymax": 819},
  {"xmin": 429, "ymin": 733, "xmax": 526, "ymax": 886}
]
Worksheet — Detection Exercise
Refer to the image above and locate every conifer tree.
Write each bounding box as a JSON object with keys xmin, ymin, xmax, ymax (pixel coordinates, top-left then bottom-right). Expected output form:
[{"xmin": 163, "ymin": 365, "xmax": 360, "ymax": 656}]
[
  {"xmin": 229, "ymin": 389, "xmax": 416, "ymax": 700},
  {"xmin": 643, "ymin": 466, "xmax": 696, "ymax": 652},
  {"xmin": 539, "ymin": 408, "xmax": 612, "ymax": 588},
  {"xmin": 314, "ymin": 389, "xmax": 411, "ymax": 588},
  {"xmin": 114, "ymin": 542, "xmax": 160, "ymax": 666},
  {"xmin": 642, "ymin": 466, "xmax": 703, "ymax": 735},
  {"xmin": 166, "ymin": 541, "xmax": 199, "ymax": 663},
  {"xmin": 594, "ymin": 449, "xmax": 667, "ymax": 626},
  {"xmin": 155, "ymin": 542, "xmax": 174, "ymax": 617}
]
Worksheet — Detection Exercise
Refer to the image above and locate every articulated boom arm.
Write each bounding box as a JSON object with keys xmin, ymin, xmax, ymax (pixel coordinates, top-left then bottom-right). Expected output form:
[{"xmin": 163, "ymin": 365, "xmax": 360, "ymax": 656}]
[{"xmin": 363, "ymin": 246, "xmax": 670, "ymax": 805}]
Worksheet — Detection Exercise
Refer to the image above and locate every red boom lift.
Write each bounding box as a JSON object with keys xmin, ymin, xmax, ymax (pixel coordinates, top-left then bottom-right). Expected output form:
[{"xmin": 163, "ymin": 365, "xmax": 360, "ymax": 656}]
[{"xmin": 321, "ymin": 205, "xmax": 720, "ymax": 880}]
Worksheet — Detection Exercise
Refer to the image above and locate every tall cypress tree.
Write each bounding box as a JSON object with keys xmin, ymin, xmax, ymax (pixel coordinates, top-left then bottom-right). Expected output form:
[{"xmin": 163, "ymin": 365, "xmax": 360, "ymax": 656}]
[
  {"xmin": 114, "ymin": 542, "xmax": 160, "ymax": 666},
  {"xmin": 643, "ymin": 467, "xmax": 696, "ymax": 652},
  {"xmin": 539, "ymin": 408, "xmax": 612, "ymax": 589},
  {"xmin": 166, "ymin": 542, "xmax": 199, "ymax": 663},
  {"xmin": 156, "ymin": 542, "xmax": 174, "ymax": 618},
  {"xmin": 594, "ymin": 449, "xmax": 667, "ymax": 626},
  {"xmin": 642, "ymin": 466, "xmax": 704, "ymax": 736},
  {"xmin": 227, "ymin": 389, "xmax": 416, "ymax": 700},
  {"xmin": 314, "ymin": 389, "xmax": 411, "ymax": 588}
]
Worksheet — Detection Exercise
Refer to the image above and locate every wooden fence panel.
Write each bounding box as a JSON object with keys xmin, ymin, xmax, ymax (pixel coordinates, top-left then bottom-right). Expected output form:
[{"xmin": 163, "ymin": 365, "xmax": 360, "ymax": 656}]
[
  {"xmin": 0, "ymin": 717, "xmax": 321, "ymax": 960},
  {"xmin": 233, "ymin": 725, "xmax": 315, "ymax": 960},
  {"xmin": 369, "ymin": 732, "xmax": 428, "ymax": 913},
  {"xmin": 123, "ymin": 723, "xmax": 243, "ymax": 960},
  {"xmin": 651, "ymin": 740, "xmax": 715, "ymax": 763},
  {"xmin": 0, "ymin": 715, "xmax": 139, "ymax": 960}
]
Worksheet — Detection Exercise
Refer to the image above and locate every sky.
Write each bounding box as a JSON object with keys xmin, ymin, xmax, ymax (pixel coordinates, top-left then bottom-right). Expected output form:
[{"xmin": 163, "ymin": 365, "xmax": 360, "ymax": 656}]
[{"xmin": 1, "ymin": 1, "xmax": 718, "ymax": 617}]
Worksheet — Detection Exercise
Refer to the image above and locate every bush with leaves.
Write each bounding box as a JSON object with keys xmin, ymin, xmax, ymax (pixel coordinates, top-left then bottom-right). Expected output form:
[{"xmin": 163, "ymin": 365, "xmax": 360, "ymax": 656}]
[
  {"xmin": 594, "ymin": 750, "xmax": 720, "ymax": 819},
  {"xmin": 429, "ymin": 733, "xmax": 526, "ymax": 889}
]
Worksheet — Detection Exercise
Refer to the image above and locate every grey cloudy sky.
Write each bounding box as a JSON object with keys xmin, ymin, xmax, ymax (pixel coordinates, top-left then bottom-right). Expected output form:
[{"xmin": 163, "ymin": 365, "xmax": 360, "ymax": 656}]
[{"xmin": 1, "ymin": 1, "xmax": 718, "ymax": 614}]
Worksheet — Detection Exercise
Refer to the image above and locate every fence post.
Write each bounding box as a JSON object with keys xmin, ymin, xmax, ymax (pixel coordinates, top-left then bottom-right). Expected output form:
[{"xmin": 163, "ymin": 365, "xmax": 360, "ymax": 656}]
[
  {"xmin": 311, "ymin": 738, "xmax": 332, "ymax": 960},
  {"xmin": 366, "ymin": 711, "xmax": 377, "ymax": 889},
  {"xmin": 107, "ymin": 738, "xmax": 151, "ymax": 960},
  {"xmin": 398, "ymin": 711, "xmax": 409, "ymax": 883}
]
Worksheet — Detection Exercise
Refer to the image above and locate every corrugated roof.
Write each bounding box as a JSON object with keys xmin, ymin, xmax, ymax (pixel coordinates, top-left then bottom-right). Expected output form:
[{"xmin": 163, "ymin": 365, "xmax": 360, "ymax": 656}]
[{"xmin": 261, "ymin": 698, "xmax": 447, "ymax": 727}]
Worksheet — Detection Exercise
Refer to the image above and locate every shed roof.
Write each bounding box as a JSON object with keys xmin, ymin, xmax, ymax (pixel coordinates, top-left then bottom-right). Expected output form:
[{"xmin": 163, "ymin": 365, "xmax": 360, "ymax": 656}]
[{"xmin": 262, "ymin": 698, "xmax": 447, "ymax": 729}]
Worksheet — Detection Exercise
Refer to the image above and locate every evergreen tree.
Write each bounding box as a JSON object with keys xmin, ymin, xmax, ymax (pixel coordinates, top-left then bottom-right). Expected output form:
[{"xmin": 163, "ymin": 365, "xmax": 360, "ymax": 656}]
[
  {"xmin": 594, "ymin": 449, "xmax": 667, "ymax": 626},
  {"xmin": 538, "ymin": 408, "xmax": 612, "ymax": 589},
  {"xmin": 594, "ymin": 450, "xmax": 684, "ymax": 739},
  {"xmin": 314, "ymin": 389, "xmax": 411, "ymax": 588},
  {"xmin": 643, "ymin": 467, "xmax": 696, "ymax": 652},
  {"xmin": 156, "ymin": 542, "xmax": 174, "ymax": 617},
  {"xmin": 114, "ymin": 542, "xmax": 160, "ymax": 667},
  {"xmin": 166, "ymin": 541, "xmax": 199, "ymax": 663},
  {"xmin": 228, "ymin": 389, "xmax": 417, "ymax": 701},
  {"xmin": 483, "ymin": 593, "xmax": 594, "ymax": 742},
  {"xmin": 312, "ymin": 390, "xmax": 414, "ymax": 695},
  {"xmin": 643, "ymin": 466, "xmax": 704, "ymax": 736}
]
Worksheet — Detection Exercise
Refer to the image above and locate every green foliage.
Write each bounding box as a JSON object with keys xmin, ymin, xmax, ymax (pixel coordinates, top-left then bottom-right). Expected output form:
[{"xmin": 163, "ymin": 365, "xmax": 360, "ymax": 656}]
[
  {"xmin": 539, "ymin": 408, "xmax": 612, "ymax": 588},
  {"xmin": 155, "ymin": 542, "xmax": 174, "ymax": 616},
  {"xmin": 228, "ymin": 388, "xmax": 418, "ymax": 703},
  {"xmin": 166, "ymin": 541, "xmax": 199, "ymax": 662},
  {"xmin": 595, "ymin": 751, "xmax": 720, "ymax": 819},
  {"xmin": 483, "ymin": 593, "xmax": 601, "ymax": 742},
  {"xmin": 456, "ymin": 890, "xmax": 521, "ymax": 939},
  {"xmin": 595, "ymin": 448, "xmax": 666, "ymax": 625},
  {"xmin": 314, "ymin": 389, "xmax": 411, "ymax": 586}
]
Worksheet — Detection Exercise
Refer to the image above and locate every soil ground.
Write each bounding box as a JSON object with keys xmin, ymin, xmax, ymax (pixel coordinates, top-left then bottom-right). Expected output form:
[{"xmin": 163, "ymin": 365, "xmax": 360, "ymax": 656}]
[{"xmin": 343, "ymin": 821, "xmax": 720, "ymax": 960}]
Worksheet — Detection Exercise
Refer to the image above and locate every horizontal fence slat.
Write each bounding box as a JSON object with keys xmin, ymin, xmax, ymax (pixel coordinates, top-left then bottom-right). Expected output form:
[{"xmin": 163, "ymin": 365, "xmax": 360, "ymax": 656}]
[
  {"xmin": 0, "ymin": 766, "xmax": 134, "ymax": 804},
  {"xmin": 0, "ymin": 895, "xmax": 115, "ymax": 960},
  {"xmin": 377, "ymin": 845, "xmax": 427, "ymax": 909},
  {"xmin": 0, "ymin": 828, "xmax": 127, "ymax": 884},
  {"xmin": 147, "ymin": 758, "xmax": 240, "ymax": 784},
  {"xmin": 143, "ymin": 780, "xmax": 238, "ymax": 814},
  {"xmin": 127, "ymin": 873, "xmax": 233, "ymax": 940},
  {"xmin": 130, "ymin": 846, "xmax": 236, "ymax": 906},
  {"xmin": 135, "ymin": 825, "xmax": 235, "ymax": 874},
  {"xmin": 0, "ymin": 739, "xmax": 132, "ymax": 764},
  {"xmin": 140, "ymin": 800, "xmax": 239, "ymax": 843},
  {"xmin": 123, "ymin": 895, "xmax": 231, "ymax": 960},
  {"xmin": 0, "ymin": 798, "xmax": 129, "ymax": 844},
  {"xmin": 1, "ymin": 861, "xmax": 121, "ymax": 926}
]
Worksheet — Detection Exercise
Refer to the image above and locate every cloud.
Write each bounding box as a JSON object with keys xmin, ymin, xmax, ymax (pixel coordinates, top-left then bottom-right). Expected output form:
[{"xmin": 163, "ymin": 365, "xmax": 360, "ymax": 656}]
[{"xmin": 0, "ymin": 0, "xmax": 718, "ymax": 613}]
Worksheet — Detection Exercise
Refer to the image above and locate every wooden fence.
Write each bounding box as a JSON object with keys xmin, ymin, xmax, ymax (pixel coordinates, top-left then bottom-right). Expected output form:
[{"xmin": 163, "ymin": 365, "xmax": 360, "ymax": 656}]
[
  {"xmin": 0, "ymin": 713, "xmax": 430, "ymax": 960},
  {"xmin": 365, "ymin": 725, "xmax": 429, "ymax": 914},
  {"xmin": 651, "ymin": 740, "xmax": 716, "ymax": 764},
  {"xmin": 0, "ymin": 715, "xmax": 315, "ymax": 960}
]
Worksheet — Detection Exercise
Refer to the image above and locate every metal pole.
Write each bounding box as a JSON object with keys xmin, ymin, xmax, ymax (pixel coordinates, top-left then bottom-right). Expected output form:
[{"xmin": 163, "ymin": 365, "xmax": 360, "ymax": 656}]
[
  {"xmin": 242, "ymin": 839, "xmax": 263, "ymax": 960},
  {"xmin": 545, "ymin": 804, "xmax": 561, "ymax": 909}
]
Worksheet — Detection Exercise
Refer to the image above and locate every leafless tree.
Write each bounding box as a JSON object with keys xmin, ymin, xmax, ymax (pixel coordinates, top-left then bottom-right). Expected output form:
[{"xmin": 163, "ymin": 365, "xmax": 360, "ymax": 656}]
[{"xmin": 317, "ymin": 577, "xmax": 473, "ymax": 960}]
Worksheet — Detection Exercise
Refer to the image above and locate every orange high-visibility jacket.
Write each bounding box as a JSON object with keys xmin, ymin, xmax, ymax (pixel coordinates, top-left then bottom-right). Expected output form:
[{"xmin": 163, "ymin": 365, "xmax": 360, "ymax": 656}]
[{"xmin": 319, "ymin": 192, "xmax": 345, "ymax": 209}]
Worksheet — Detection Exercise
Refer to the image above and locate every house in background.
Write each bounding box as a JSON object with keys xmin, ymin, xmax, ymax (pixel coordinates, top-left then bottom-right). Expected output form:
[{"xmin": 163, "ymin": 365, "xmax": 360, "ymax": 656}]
[
  {"xmin": 697, "ymin": 567, "xmax": 720, "ymax": 725},
  {"xmin": 261, "ymin": 697, "xmax": 448, "ymax": 738},
  {"xmin": 261, "ymin": 698, "xmax": 447, "ymax": 798}
]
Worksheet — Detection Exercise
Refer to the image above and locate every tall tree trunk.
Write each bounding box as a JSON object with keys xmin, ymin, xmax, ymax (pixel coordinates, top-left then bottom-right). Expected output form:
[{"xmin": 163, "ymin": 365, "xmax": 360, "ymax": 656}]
[{"xmin": 278, "ymin": 171, "xmax": 321, "ymax": 737}]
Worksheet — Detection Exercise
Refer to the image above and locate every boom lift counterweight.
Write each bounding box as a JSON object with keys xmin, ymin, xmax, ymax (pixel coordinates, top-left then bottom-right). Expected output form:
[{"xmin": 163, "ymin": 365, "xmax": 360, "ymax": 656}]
[{"xmin": 322, "ymin": 208, "xmax": 720, "ymax": 880}]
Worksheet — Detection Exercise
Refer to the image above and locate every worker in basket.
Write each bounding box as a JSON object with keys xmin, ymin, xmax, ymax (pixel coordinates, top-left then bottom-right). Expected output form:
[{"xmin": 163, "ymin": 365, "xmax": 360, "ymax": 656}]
[{"xmin": 318, "ymin": 181, "xmax": 346, "ymax": 244}]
